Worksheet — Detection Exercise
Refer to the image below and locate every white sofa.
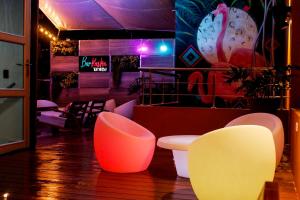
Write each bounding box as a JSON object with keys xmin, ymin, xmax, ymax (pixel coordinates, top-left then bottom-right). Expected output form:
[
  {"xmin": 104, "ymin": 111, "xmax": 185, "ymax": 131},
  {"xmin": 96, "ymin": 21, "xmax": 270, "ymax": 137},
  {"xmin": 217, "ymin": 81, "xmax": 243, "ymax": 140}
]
[{"xmin": 113, "ymin": 99, "xmax": 137, "ymax": 119}]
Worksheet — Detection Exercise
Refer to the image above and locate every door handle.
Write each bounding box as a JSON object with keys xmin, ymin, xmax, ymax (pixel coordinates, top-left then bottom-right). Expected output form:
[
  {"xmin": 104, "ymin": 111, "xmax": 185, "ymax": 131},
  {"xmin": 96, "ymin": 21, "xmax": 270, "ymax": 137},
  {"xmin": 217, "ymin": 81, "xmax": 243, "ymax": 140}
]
[
  {"xmin": 16, "ymin": 61, "xmax": 31, "ymax": 77},
  {"xmin": 25, "ymin": 60, "xmax": 31, "ymax": 77}
]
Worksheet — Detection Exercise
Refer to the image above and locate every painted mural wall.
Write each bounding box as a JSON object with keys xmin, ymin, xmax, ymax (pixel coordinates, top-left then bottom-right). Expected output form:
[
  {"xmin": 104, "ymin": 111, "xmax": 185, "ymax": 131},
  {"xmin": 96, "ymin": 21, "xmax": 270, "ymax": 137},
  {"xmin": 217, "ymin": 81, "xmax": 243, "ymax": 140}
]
[{"xmin": 175, "ymin": 0, "xmax": 286, "ymax": 106}]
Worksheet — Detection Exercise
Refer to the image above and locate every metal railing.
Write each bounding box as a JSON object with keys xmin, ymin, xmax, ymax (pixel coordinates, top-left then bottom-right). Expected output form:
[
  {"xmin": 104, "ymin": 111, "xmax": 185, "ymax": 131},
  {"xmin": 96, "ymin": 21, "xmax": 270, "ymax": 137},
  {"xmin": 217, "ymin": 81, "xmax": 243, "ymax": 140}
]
[{"xmin": 138, "ymin": 67, "xmax": 290, "ymax": 109}]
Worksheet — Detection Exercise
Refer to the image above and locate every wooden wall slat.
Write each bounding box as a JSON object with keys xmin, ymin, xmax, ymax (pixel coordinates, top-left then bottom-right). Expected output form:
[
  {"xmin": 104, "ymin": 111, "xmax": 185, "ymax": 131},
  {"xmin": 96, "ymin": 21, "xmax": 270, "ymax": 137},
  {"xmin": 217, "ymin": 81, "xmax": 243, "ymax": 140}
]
[
  {"xmin": 79, "ymin": 72, "xmax": 111, "ymax": 88},
  {"xmin": 142, "ymin": 55, "xmax": 175, "ymax": 67},
  {"xmin": 291, "ymin": 109, "xmax": 300, "ymax": 197},
  {"xmin": 118, "ymin": 72, "xmax": 140, "ymax": 88},
  {"xmin": 52, "ymin": 39, "xmax": 175, "ymax": 74},
  {"xmin": 51, "ymin": 39, "xmax": 175, "ymax": 104},
  {"xmin": 137, "ymin": 39, "xmax": 174, "ymax": 56},
  {"xmin": 109, "ymin": 39, "xmax": 141, "ymax": 55},
  {"xmin": 109, "ymin": 39, "xmax": 174, "ymax": 56},
  {"xmin": 56, "ymin": 88, "xmax": 110, "ymax": 105},
  {"xmin": 79, "ymin": 88, "xmax": 110, "ymax": 101},
  {"xmin": 79, "ymin": 40, "xmax": 109, "ymax": 56},
  {"xmin": 291, "ymin": 0, "xmax": 300, "ymax": 108},
  {"xmin": 51, "ymin": 56, "xmax": 79, "ymax": 72},
  {"xmin": 292, "ymin": 0, "xmax": 300, "ymax": 65}
]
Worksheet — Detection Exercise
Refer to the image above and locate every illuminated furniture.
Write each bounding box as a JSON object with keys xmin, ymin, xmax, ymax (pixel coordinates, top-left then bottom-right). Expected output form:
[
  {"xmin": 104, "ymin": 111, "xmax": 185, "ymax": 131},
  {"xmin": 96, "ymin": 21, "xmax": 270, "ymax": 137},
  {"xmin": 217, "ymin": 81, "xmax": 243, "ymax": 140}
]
[
  {"xmin": 104, "ymin": 98, "xmax": 116, "ymax": 112},
  {"xmin": 225, "ymin": 113, "xmax": 284, "ymax": 166},
  {"xmin": 94, "ymin": 112, "xmax": 155, "ymax": 173},
  {"xmin": 37, "ymin": 99, "xmax": 58, "ymax": 111},
  {"xmin": 157, "ymin": 135, "xmax": 199, "ymax": 178},
  {"xmin": 37, "ymin": 101, "xmax": 89, "ymax": 131},
  {"xmin": 188, "ymin": 125, "xmax": 276, "ymax": 200},
  {"xmin": 113, "ymin": 99, "xmax": 137, "ymax": 119},
  {"xmin": 85, "ymin": 100, "xmax": 105, "ymax": 128}
]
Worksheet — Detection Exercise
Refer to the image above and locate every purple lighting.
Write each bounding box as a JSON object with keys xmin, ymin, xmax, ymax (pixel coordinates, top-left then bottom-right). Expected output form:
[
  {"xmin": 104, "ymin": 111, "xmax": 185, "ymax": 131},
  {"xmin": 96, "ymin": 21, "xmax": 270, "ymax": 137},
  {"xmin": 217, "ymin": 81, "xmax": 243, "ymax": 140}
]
[{"xmin": 138, "ymin": 46, "xmax": 148, "ymax": 53}]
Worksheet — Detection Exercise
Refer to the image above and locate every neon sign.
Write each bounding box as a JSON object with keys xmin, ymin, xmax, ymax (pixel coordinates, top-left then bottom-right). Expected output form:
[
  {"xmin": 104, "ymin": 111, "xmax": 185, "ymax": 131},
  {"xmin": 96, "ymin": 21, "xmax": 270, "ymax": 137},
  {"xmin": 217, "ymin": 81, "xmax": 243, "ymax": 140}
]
[{"xmin": 79, "ymin": 56, "xmax": 109, "ymax": 72}]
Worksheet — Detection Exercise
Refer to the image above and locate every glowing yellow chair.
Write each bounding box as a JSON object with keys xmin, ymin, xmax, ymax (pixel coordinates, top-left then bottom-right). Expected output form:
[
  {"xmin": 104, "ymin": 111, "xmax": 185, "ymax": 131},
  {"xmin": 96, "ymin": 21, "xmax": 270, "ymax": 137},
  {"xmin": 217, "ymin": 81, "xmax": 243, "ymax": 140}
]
[
  {"xmin": 188, "ymin": 125, "xmax": 276, "ymax": 200},
  {"xmin": 225, "ymin": 112, "xmax": 284, "ymax": 166}
]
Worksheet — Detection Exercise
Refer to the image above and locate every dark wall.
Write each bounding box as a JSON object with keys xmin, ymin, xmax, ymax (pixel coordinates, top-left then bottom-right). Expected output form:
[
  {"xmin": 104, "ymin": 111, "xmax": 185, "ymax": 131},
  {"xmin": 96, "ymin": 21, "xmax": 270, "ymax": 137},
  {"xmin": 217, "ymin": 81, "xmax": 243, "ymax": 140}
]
[
  {"xmin": 290, "ymin": 109, "xmax": 300, "ymax": 194},
  {"xmin": 292, "ymin": 0, "xmax": 300, "ymax": 66},
  {"xmin": 36, "ymin": 10, "xmax": 58, "ymax": 100},
  {"xmin": 133, "ymin": 106, "xmax": 289, "ymax": 143},
  {"xmin": 291, "ymin": 0, "xmax": 300, "ymax": 108},
  {"xmin": 134, "ymin": 106, "xmax": 251, "ymax": 137},
  {"xmin": 30, "ymin": 0, "xmax": 39, "ymax": 149}
]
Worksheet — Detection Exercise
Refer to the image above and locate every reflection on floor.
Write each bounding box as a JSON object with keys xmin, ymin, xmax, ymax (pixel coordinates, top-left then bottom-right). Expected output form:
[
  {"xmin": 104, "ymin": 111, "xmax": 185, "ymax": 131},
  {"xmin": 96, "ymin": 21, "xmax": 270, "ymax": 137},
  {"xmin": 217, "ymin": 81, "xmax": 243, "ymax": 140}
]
[
  {"xmin": 274, "ymin": 146, "xmax": 298, "ymax": 200},
  {"xmin": 0, "ymin": 132, "xmax": 297, "ymax": 200}
]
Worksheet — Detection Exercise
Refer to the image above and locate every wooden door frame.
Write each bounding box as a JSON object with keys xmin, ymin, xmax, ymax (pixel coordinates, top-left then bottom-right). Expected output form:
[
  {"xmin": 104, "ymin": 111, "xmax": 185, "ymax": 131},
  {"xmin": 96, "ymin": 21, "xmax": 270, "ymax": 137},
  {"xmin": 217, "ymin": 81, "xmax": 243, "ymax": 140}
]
[
  {"xmin": 0, "ymin": 0, "xmax": 32, "ymax": 153},
  {"xmin": 29, "ymin": 0, "xmax": 39, "ymax": 149}
]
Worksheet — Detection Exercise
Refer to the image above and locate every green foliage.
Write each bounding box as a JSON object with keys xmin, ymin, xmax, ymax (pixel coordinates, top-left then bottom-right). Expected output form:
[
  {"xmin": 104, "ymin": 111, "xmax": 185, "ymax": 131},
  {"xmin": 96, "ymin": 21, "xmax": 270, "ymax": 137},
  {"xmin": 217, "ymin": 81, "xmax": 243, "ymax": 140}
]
[
  {"xmin": 225, "ymin": 67, "xmax": 250, "ymax": 84},
  {"xmin": 59, "ymin": 72, "xmax": 78, "ymax": 88},
  {"xmin": 51, "ymin": 72, "xmax": 78, "ymax": 100},
  {"xmin": 111, "ymin": 56, "xmax": 140, "ymax": 88},
  {"xmin": 224, "ymin": 66, "xmax": 291, "ymax": 98},
  {"xmin": 118, "ymin": 56, "xmax": 140, "ymax": 71},
  {"xmin": 128, "ymin": 78, "xmax": 142, "ymax": 95},
  {"xmin": 224, "ymin": 65, "xmax": 291, "ymax": 111},
  {"xmin": 52, "ymin": 72, "xmax": 78, "ymax": 89},
  {"xmin": 175, "ymin": 0, "xmax": 207, "ymax": 30},
  {"xmin": 51, "ymin": 40, "xmax": 78, "ymax": 56}
]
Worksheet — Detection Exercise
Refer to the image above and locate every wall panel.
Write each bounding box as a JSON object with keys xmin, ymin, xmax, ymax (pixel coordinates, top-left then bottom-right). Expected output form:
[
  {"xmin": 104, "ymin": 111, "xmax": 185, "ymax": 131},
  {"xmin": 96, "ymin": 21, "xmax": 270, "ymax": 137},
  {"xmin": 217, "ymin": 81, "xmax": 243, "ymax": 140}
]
[
  {"xmin": 51, "ymin": 56, "xmax": 78, "ymax": 72},
  {"xmin": 51, "ymin": 39, "xmax": 175, "ymax": 103},
  {"xmin": 79, "ymin": 72, "xmax": 111, "ymax": 88},
  {"xmin": 109, "ymin": 39, "xmax": 141, "ymax": 55},
  {"xmin": 291, "ymin": 0, "xmax": 300, "ymax": 108},
  {"xmin": 79, "ymin": 40, "xmax": 109, "ymax": 55},
  {"xmin": 142, "ymin": 55, "xmax": 174, "ymax": 67}
]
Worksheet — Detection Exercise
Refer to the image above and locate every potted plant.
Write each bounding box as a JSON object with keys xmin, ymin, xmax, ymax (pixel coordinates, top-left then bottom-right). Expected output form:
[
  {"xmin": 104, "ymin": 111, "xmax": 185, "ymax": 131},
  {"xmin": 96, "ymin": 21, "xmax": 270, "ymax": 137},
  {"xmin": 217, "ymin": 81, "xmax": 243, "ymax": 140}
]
[
  {"xmin": 52, "ymin": 72, "xmax": 78, "ymax": 100},
  {"xmin": 224, "ymin": 65, "xmax": 291, "ymax": 112},
  {"xmin": 111, "ymin": 55, "xmax": 140, "ymax": 88},
  {"xmin": 51, "ymin": 40, "xmax": 78, "ymax": 56}
]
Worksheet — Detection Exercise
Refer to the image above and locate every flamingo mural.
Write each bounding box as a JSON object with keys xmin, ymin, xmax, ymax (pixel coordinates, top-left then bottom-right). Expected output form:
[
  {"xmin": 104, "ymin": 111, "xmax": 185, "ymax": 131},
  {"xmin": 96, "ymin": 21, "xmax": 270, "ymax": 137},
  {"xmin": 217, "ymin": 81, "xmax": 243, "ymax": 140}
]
[{"xmin": 188, "ymin": 3, "xmax": 266, "ymax": 104}]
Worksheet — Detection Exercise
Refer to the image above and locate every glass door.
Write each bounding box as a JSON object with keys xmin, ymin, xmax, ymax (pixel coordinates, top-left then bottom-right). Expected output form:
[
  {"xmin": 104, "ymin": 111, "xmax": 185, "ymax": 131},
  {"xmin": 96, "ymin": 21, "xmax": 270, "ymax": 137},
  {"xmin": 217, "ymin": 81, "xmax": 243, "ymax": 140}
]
[{"xmin": 0, "ymin": 0, "xmax": 31, "ymax": 153}]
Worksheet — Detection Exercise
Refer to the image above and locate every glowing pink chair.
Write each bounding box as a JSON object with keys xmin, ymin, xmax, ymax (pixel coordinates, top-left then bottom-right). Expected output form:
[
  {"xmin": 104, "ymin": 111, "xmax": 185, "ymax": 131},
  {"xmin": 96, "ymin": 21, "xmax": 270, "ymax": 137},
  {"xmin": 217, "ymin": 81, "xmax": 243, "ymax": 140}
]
[{"xmin": 94, "ymin": 112, "xmax": 155, "ymax": 173}]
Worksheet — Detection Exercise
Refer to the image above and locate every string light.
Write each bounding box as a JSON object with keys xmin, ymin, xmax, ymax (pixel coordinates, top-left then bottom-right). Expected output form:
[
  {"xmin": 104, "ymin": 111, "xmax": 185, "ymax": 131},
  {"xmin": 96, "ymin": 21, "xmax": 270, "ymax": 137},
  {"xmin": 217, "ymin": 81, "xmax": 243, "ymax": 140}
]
[
  {"xmin": 38, "ymin": 25, "xmax": 58, "ymax": 41},
  {"xmin": 3, "ymin": 193, "xmax": 9, "ymax": 199}
]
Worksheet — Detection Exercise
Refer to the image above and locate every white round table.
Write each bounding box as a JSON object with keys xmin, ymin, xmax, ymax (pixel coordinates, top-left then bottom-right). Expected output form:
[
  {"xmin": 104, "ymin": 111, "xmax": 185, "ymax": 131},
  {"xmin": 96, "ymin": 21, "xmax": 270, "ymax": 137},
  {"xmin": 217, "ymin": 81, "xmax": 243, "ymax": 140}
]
[{"xmin": 157, "ymin": 135, "xmax": 200, "ymax": 178}]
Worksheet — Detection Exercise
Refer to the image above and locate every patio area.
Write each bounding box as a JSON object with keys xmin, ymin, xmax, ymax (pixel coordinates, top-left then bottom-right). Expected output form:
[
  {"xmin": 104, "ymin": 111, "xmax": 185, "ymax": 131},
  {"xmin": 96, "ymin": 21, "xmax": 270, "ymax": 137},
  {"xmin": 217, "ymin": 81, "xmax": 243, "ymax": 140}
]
[{"xmin": 0, "ymin": 131, "xmax": 297, "ymax": 200}]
